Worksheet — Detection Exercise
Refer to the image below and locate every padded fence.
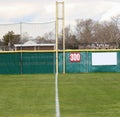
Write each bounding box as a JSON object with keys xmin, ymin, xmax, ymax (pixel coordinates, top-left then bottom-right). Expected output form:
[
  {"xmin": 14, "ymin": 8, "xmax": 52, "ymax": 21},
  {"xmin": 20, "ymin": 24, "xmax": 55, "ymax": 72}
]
[
  {"xmin": 59, "ymin": 51, "xmax": 120, "ymax": 73},
  {"xmin": 0, "ymin": 50, "xmax": 120, "ymax": 74},
  {"xmin": 0, "ymin": 53, "xmax": 20, "ymax": 74},
  {"xmin": 22, "ymin": 52, "xmax": 55, "ymax": 74},
  {"xmin": 0, "ymin": 52, "xmax": 55, "ymax": 74}
]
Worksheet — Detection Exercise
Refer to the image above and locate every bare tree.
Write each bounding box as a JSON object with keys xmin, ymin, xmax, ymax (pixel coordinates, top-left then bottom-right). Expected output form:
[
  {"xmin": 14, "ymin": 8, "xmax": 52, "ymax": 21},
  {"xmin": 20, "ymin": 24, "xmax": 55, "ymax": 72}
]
[
  {"xmin": 75, "ymin": 18, "xmax": 120, "ymax": 49},
  {"xmin": 93, "ymin": 21, "xmax": 119, "ymax": 49},
  {"xmin": 20, "ymin": 32, "xmax": 29, "ymax": 44},
  {"xmin": 75, "ymin": 19, "xmax": 95, "ymax": 48},
  {"xmin": 35, "ymin": 36, "xmax": 45, "ymax": 43},
  {"xmin": 62, "ymin": 25, "xmax": 78, "ymax": 49},
  {"xmin": 111, "ymin": 15, "xmax": 120, "ymax": 48}
]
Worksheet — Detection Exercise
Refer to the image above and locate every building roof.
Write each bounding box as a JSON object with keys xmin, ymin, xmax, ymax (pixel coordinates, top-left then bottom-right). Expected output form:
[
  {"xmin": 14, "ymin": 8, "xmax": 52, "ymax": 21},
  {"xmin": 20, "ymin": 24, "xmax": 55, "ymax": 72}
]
[
  {"xmin": 14, "ymin": 43, "xmax": 55, "ymax": 47},
  {"xmin": 23, "ymin": 40, "xmax": 37, "ymax": 45}
]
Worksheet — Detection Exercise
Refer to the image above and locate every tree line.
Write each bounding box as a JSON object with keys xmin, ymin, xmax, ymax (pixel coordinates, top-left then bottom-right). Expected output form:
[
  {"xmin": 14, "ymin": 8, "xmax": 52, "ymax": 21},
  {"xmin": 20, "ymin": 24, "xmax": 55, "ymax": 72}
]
[
  {"xmin": 1, "ymin": 15, "xmax": 120, "ymax": 50},
  {"xmin": 64, "ymin": 15, "xmax": 120, "ymax": 49}
]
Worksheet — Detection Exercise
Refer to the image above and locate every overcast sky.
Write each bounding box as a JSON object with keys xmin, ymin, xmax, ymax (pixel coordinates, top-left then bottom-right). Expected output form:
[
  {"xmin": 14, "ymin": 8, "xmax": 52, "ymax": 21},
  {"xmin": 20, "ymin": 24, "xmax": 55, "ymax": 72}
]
[
  {"xmin": 0, "ymin": 0, "xmax": 120, "ymax": 39},
  {"xmin": 0, "ymin": 0, "xmax": 120, "ymax": 25}
]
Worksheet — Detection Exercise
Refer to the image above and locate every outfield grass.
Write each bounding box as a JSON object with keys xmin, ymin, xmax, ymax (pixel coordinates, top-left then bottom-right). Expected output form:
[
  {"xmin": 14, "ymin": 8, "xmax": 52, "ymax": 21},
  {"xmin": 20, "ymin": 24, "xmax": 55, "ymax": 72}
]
[
  {"xmin": 0, "ymin": 73, "xmax": 120, "ymax": 117},
  {"xmin": 0, "ymin": 74, "xmax": 55, "ymax": 117},
  {"xmin": 59, "ymin": 73, "xmax": 120, "ymax": 117}
]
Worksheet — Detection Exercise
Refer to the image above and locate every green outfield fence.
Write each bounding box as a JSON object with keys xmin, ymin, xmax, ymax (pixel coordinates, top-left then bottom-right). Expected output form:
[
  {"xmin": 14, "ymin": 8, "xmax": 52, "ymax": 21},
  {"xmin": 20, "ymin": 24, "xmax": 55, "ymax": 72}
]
[
  {"xmin": 0, "ymin": 50, "xmax": 120, "ymax": 74},
  {"xmin": 0, "ymin": 51, "xmax": 55, "ymax": 74}
]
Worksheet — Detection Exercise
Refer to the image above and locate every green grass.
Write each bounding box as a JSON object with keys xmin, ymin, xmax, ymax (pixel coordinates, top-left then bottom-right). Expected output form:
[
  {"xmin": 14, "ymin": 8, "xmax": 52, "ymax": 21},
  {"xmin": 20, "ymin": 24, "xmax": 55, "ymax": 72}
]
[
  {"xmin": 0, "ymin": 74, "xmax": 55, "ymax": 117},
  {"xmin": 59, "ymin": 73, "xmax": 120, "ymax": 117},
  {"xmin": 0, "ymin": 73, "xmax": 120, "ymax": 117}
]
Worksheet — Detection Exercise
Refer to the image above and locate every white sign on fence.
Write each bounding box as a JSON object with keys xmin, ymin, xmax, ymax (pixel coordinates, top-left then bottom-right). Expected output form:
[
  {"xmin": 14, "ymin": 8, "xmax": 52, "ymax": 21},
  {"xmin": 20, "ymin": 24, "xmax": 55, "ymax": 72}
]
[{"xmin": 92, "ymin": 52, "xmax": 117, "ymax": 66}]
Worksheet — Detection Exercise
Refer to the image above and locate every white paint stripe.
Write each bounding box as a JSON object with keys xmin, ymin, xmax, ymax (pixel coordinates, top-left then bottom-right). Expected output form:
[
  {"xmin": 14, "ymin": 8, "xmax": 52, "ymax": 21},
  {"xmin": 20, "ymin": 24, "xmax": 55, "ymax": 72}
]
[{"xmin": 55, "ymin": 73, "xmax": 60, "ymax": 117}]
